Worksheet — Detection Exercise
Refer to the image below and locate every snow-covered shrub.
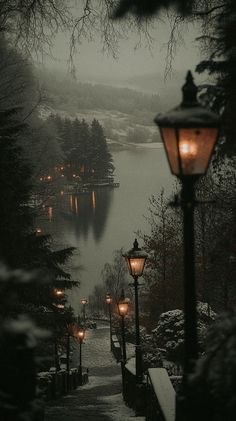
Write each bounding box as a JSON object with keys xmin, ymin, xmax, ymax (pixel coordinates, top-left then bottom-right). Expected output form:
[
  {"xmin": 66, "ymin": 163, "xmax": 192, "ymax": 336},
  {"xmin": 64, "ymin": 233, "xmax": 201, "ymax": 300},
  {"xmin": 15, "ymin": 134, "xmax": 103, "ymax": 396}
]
[
  {"xmin": 152, "ymin": 309, "xmax": 184, "ymax": 364},
  {"xmin": 188, "ymin": 310, "xmax": 236, "ymax": 421},
  {"xmin": 152, "ymin": 302, "xmax": 216, "ymax": 365}
]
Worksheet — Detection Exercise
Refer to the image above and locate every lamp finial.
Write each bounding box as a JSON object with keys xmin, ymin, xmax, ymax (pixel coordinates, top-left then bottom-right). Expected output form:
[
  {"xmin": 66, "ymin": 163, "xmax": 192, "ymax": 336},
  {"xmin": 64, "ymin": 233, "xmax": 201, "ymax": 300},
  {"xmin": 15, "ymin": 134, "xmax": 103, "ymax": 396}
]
[
  {"xmin": 133, "ymin": 238, "xmax": 139, "ymax": 250},
  {"xmin": 182, "ymin": 70, "xmax": 198, "ymax": 106}
]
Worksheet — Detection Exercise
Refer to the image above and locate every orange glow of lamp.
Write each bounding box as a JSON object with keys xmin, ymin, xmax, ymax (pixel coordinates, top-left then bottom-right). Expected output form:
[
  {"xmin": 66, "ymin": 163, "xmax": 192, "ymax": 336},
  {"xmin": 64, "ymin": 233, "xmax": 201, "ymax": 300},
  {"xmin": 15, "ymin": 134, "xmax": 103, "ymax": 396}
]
[{"xmin": 155, "ymin": 71, "xmax": 220, "ymax": 179}]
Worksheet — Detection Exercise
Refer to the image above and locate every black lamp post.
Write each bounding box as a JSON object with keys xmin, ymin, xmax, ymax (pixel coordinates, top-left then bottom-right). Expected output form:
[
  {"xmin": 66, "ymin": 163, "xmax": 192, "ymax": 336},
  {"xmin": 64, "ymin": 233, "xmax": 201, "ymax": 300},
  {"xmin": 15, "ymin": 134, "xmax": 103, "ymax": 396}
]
[
  {"xmin": 105, "ymin": 293, "xmax": 113, "ymax": 350},
  {"xmin": 123, "ymin": 239, "xmax": 148, "ymax": 415},
  {"xmin": 76, "ymin": 327, "xmax": 85, "ymax": 385},
  {"xmin": 66, "ymin": 323, "xmax": 76, "ymax": 390},
  {"xmin": 81, "ymin": 298, "xmax": 88, "ymax": 323},
  {"xmin": 155, "ymin": 70, "xmax": 220, "ymax": 375},
  {"xmin": 117, "ymin": 289, "xmax": 129, "ymax": 363},
  {"xmin": 118, "ymin": 289, "xmax": 129, "ymax": 399}
]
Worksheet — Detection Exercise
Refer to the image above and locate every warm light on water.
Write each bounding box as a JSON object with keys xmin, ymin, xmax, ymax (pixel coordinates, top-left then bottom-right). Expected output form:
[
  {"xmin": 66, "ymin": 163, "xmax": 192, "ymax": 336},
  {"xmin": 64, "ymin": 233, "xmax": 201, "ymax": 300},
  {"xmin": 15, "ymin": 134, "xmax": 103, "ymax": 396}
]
[
  {"xmin": 39, "ymin": 147, "xmax": 173, "ymax": 302},
  {"xmin": 92, "ymin": 191, "xmax": 96, "ymax": 211},
  {"xmin": 48, "ymin": 207, "xmax": 53, "ymax": 222},
  {"xmin": 75, "ymin": 196, "xmax": 79, "ymax": 214},
  {"xmin": 69, "ymin": 194, "xmax": 73, "ymax": 211}
]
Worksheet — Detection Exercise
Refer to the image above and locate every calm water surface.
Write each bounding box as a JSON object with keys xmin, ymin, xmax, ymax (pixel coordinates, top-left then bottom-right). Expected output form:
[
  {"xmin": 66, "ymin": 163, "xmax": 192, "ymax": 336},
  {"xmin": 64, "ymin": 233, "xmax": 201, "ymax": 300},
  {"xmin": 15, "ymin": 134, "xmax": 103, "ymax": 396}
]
[{"xmin": 44, "ymin": 145, "xmax": 174, "ymax": 307}]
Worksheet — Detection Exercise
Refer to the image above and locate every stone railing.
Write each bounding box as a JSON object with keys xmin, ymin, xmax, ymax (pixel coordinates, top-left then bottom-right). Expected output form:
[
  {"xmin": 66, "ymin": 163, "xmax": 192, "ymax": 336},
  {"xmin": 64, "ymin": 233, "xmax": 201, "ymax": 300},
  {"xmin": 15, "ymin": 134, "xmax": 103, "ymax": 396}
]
[
  {"xmin": 111, "ymin": 334, "xmax": 122, "ymax": 362},
  {"xmin": 122, "ymin": 357, "xmax": 137, "ymax": 410},
  {"xmin": 37, "ymin": 367, "xmax": 88, "ymax": 401},
  {"xmin": 121, "ymin": 357, "xmax": 146, "ymax": 416},
  {"xmin": 146, "ymin": 368, "xmax": 176, "ymax": 421}
]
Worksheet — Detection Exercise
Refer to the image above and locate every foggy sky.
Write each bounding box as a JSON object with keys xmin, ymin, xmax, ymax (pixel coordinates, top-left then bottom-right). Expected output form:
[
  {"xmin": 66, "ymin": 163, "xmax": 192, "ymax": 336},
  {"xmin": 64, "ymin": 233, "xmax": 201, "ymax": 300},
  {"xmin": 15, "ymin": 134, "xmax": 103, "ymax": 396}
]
[{"xmin": 46, "ymin": 16, "xmax": 202, "ymax": 87}]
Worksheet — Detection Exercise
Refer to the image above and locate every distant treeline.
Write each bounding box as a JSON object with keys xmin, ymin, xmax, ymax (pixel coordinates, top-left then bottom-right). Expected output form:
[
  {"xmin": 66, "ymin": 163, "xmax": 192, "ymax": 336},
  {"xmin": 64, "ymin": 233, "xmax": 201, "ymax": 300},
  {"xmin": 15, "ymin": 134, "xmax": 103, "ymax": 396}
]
[
  {"xmin": 48, "ymin": 114, "xmax": 114, "ymax": 180},
  {"xmin": 39, "ymin": 70, "xmax": 161, "ymax": 114}
]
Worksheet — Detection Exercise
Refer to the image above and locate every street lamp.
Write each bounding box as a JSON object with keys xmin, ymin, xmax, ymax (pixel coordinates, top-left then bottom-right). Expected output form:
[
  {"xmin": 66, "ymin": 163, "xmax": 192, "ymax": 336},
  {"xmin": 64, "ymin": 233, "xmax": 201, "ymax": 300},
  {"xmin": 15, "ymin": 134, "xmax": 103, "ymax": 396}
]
[
  {"xmin": 52, "ymin": 288, "xmax": 65, "ymax": 309},
  {"xmin": 155, "ymin": 71, "xmax": 220, "ymax": 419},
  {"xmin": 155, "ymin": 70, "xmax": 220, "ymax": 374},
  {"xmin": 117, "ymin": 289, "xmax": 129, "ymax": 363},
  {"xmin": 105, "ymin": 293, "xmax": 113, "ymax": 350},
  {"xmin": 123, "ymin": 239, "xmax": 148, "ymax": 415},
  {"xmin": 80, "ymin": 298, "xmax": 88, "ymax": 323},
  {"xmin": 76, "ymin": 327, "xmax": 85, "ymax": 385}
]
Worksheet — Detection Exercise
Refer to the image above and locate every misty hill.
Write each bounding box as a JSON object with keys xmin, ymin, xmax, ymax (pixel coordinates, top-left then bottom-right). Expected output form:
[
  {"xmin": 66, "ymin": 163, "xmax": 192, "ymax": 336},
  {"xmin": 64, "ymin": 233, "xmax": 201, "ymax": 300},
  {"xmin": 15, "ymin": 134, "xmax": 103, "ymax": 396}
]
[
  {"xmin": 38, "ymin": 69, "xmax": 162, "ymax": 115},
  {"xmin": 76, "ymin": 69, "xmax": 186, "ymax": 108},
  {"xmin": 37, "ymin": 69, "xmax": 163, "ymax": 146},
  {"xmin": 125, "ymin": 72, "xmax": 183, "ymax": 105}
]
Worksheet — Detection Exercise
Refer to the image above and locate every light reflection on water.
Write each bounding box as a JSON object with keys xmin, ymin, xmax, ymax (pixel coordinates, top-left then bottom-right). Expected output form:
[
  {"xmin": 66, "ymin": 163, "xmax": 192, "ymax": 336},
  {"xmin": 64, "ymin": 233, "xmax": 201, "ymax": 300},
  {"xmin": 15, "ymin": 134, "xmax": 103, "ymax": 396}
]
[{"xmin": 42, "ymin": 146, "xmax": 174, "ymax": 305}]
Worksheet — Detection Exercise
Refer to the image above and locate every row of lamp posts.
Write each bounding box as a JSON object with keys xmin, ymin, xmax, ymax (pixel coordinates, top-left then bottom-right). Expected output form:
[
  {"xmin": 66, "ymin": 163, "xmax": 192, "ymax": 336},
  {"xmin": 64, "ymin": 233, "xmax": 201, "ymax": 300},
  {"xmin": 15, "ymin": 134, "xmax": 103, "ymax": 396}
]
[
  {"xmin": 106, "ymin": 71, "xmax": 220, "ymax": 418},
  {"xmin": 52, "ymin": 289, "xmax": 86, "ymax": 386}
]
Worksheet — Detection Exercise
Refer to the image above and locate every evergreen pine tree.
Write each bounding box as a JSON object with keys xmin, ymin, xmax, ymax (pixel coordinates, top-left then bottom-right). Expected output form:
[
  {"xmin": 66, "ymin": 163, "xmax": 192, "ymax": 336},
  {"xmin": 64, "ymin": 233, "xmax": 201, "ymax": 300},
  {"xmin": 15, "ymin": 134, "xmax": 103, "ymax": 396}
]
[
  {"xmin": 78, "ymin": 119, "xmax": 91, "ymax": 178},
  {"xmin": 0, "ymin": 107, "xmax": 78, "ymax": 317},
  {"xmin": 90, "ymin": 119, "xmax": 114, "ymax": 179},
  {"xmin": 0, "ymin": 108, "xmax": 33, "ymax": 266}
]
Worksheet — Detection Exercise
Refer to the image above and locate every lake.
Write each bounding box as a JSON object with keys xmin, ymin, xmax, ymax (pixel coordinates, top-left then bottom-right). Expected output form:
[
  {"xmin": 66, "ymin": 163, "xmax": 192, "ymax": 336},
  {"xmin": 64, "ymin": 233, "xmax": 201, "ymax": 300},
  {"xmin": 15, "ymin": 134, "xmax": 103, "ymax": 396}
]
[{"xmin": 43, "ymin": 144, "xmax": 174, "ymax": 309}]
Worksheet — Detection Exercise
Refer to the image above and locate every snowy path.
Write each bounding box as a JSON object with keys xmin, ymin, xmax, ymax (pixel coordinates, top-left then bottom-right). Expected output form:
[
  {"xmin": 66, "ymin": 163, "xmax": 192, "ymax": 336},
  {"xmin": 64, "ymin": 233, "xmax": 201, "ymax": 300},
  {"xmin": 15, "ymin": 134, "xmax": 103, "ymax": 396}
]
[{"xmin": 44, "ymin": 322, "xmax": 144, "ymax": 421}]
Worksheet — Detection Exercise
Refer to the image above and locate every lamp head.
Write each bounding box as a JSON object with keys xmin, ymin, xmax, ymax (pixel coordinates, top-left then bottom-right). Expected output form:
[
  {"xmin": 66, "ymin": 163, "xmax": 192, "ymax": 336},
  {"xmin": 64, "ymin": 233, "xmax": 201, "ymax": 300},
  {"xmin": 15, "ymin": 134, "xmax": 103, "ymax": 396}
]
[
  {"xmin": 105, "ymin": 293, "xmax": 112, "ymax": 305},
  {"xmin": 123, "ymin": 239, "xmax": 148, "ymax": 277},
  {"xmin": 117, "ymin": 289, "xmax": 129, "ymax": 317},
  {"xmin": 155, "ymin": 71, "xmax": 220, "ymax": 178},
  {"xmin": 77, "ymin": 327, "xmax": 85, "ymax": 343}
]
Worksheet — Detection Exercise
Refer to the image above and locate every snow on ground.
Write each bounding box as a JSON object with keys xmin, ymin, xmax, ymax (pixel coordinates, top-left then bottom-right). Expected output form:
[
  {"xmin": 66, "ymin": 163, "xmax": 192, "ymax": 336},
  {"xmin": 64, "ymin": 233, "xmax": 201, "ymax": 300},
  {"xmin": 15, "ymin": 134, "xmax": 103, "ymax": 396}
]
[
  {"xmin": 80, "ymin": 374, "xmax": 121, "ymax": 390},
  {"xmin": 98, "ymin": 393, "xmax": 145, "ymax": 421},
  {"xmin": 72, "ymin": 323, "xmax": 116, "ymax": 368}
]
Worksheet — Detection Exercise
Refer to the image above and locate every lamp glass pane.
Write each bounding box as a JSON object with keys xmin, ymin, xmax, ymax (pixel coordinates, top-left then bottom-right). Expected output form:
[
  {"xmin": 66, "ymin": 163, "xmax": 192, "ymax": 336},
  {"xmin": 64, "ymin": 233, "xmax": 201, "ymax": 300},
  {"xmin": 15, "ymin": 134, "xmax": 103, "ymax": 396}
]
[
  {"xmin": 78, "ymin": 330, "xmax": 85, "ymax": 340},
  {"xmin": 127, "ymin": 257, "xmax": 146, "ymax": 276},
  {"xmin": 81, "ymin": 299, "xmax": 87, "ymax": 305},
  {"xmin": 118, "ymin": 302, "xmax": 129, "ymax": 316},
  {"xmin": 178, "ymin": 128, "xmax": 218, "ymax": 175},
  {"xmin": 161, "ymin": 128, "xmax": 180, "ymax": 175}
]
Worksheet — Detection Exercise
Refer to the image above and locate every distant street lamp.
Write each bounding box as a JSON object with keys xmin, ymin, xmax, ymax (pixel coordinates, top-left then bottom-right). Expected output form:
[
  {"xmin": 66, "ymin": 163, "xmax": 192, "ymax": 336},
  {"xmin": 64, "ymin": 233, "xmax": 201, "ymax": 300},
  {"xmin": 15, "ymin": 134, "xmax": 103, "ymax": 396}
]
[
  {"xmin": 76, "ymin": 327, "xmax": 85, "ymax": 385},
  {"xmin": 155, "ymin": 70, "xmax": 220, "ymax": 375},
  {"xmin": 106, "ymin": 293, "xmax": 113, "ymax": 350},
  {"xmin": 52, "ymin": 288, "xmax": 65, "ymax": 309},
  {"xmin": 52, "ymin": 288, "xmax": 65, "ymax": 370},
  {"xmin": 123, "ymin": 239, "xmax": 148, "ymax": 415},
  {"xmin": 80, "ymin": 298, "xmax": 88, "ymax": 323},
  {"xmin": 117, "ymin": 289, "xmax": 129, "ymax": 363}
]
